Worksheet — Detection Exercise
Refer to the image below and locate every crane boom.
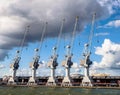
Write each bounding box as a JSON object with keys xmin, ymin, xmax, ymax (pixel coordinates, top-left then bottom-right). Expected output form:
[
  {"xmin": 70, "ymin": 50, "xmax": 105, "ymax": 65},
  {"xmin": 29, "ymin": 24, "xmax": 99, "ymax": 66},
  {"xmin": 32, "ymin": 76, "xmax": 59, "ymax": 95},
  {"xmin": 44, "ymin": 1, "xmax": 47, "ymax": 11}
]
[
  {"xmin": 28, "ymin": 22, "xmax": 48, "ymax": 85},
  {"xmin": 37, "ymin": 22, "xmax": 48, "ymax": 53},
  {"xmin": 70, "ymin": 16, "xmax": 79, "ymax": 53},
  {"xmin": 30, "ymin": 22, "xmax": 48, "ymax": 69},
  {"xmin": 13, "ymin": 25, "xmax": 30, "ymax": 66},
  {"xmin": 65, "ymin": 16, "xmax": 79, "ymax": 56},
  {"xmin": 56, "ymin": 19, "xmax": 65, "ymax": 54},
  {"xmin": 19, "ymin": 26, "xmax": 30, "ymax": 55},
  {"xmin": 86, "ymin": 13, "xmax": 96, "ymax": 55}
]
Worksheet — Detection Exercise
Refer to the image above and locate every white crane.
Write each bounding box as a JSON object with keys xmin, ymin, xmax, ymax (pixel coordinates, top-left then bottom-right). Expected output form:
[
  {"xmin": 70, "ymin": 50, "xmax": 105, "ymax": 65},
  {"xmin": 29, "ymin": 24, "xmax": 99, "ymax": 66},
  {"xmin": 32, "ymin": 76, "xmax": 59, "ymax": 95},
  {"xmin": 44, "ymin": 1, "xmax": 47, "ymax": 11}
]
[
  {"xmin": 8, "ymin": 26, "xmax": 29, "ymax": 85},
  {"xmin": 61, "ymin": 16, "xmax": 79, "ymax": 86},
  {"xmin": 80, "ymin": 13, "xmax": 96, "ymax": 87},
  {"xmin": 28, "ymin": 22, "xmax": 47, "ymax": 85},
  {"xmin": 46, "ymin": 19, "xmax": 65, "ymax": 86}
]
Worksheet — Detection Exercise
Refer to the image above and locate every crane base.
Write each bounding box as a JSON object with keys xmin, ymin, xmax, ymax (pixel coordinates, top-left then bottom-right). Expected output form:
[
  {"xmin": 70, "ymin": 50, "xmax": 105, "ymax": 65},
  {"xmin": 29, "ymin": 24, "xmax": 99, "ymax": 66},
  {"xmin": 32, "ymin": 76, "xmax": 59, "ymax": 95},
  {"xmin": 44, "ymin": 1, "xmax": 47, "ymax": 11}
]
[
  {"xmin": 46, "ymin": 77, "xmax": 57, "ymax": 86},
  {"xmin": 27, "ymin": 77, "xmax": 37, "ymax": 85},
  {"xmin": 8, "ymin": 77, "xmax": 16, "ymax": 85},
  {"xmin": 61, "ymin": 77, "xmax": 72, "ymax": 86},
  {"xmin": 81, "ymin": 76, "xmax": 93, "ymax": 87}
]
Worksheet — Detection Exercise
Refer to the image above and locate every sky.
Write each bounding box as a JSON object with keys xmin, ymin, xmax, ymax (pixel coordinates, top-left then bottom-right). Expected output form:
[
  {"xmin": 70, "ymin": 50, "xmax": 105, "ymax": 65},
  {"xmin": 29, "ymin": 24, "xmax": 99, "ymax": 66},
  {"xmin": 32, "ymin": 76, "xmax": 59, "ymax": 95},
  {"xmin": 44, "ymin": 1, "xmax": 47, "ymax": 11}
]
[{"xmin": 0, "ymin": 0, "xmax": 120, "ymax": 77}]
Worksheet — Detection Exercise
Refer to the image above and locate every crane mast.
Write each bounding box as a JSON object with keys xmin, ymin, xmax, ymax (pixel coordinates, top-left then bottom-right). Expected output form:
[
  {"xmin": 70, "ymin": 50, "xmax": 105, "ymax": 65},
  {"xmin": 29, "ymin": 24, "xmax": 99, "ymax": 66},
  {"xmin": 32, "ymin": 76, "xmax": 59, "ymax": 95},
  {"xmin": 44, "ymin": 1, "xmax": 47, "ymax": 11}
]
[
  {"xmin": 81, "ymin": 13, "xmax": 96, "ymax": 87},
  {"xmin": 8, "ymin": 26, "xmax": 29, "ymax": 85}
]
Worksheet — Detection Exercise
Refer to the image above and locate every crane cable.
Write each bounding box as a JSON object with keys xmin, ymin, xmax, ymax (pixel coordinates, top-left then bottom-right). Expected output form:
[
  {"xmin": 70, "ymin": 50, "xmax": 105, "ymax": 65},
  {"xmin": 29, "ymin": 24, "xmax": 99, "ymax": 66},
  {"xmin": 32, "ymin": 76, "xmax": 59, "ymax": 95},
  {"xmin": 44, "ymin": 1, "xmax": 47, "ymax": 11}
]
[
  {"xmin": 37, "ymin": 22, "xmax": 48, "ymax": 55},
  {"xmin": 69, "ymin": 16, "xmax": 79, "ymax": 55}
]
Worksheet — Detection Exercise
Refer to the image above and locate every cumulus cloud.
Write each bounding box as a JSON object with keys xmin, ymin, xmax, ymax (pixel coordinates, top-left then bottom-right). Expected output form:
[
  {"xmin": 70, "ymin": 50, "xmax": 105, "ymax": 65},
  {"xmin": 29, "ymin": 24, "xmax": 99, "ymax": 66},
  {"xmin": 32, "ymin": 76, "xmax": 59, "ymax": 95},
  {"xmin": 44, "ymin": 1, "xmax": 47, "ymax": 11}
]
[
  {"xmin": 37, "ymin": 61, "xmax": 51, "ymax": 76},
  {"xmin": 0, "ymin": 0, "xmax": 109, "ymax": 61},
  {"xmin": 29, "ymin": 60, "xmax": 64, "ymax": 76},
  {"xmin": 97, "ymin": 0, "xmax": 120, "ymax": 14},
  {"xmin": 17, "ymin": 68, "xmax": 31, "ymax": 76},
  {"xmin": 0, "ymin": 49, "xmax": 9, "ymax": 61},
  {"xmin": 56, "ymin": 67, "xmax": 64, "ymax": 76},
  {"xmin": 71, "ymin": 63, "xmax": 81, "ymax": 75},
  {"xmin": 39, "ymin": 61, "xmax": 47, "ymax": 68},
  {"xmin": 91, "ymin": 39, "xmax": 120, "ymax": 75},
  {"xmin": 0, "ymin": 64, "xmax": 5, "ymax": 69},
  {"xmin": 105, "ymin": 20, "xmax": 120, "ymax": 28},
  {"xmin": 95, "ymin": 32, "xmax": 110, "ymax": 36},
  {"xmin": 72, "ymin": 63, "xmax": 79, "ymax": 68}
]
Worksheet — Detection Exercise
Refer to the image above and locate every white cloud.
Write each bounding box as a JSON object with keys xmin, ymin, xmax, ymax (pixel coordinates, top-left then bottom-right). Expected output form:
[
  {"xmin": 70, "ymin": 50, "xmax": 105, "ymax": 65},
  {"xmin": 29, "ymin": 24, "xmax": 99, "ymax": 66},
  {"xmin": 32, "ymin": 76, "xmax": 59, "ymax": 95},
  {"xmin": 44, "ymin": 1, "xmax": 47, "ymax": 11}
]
[
  {"xmin": 17, "ymin": 68, "xmax": 31, "ymax": 76},
  {"xmin": 71, "ymin": 63, "xmax": 82, "ymax": 75},
  {"xmin": 0, "ymin": 64, "xmax": 5, "ymax": 69},
  {"xmin": 97, "ymin": 0, "xmax": 120, "ymax": 14},
  {"xmin": 0, "ymin": 16, "xmax": 28, "ymax": 34},
  {"xmin": 39, "ymin": 61, "xmax": 47, "ymax": 68},
  {"xmin": 105, "ymin": 20, "xmax": 120, "ymax": 28},
  {"xmin": 95, "ymin": 32, "xmax": 110, "ymax": 36},
  {"xmin": 91, "ymin": 39, "xmax": 120, "ymax": 76},
  {"xmin": 56, "ymin": 67, "xmax": 64, "ymax": 76},
  {"xmin": 72, "ymin": 62, "xmax": 79, "ymax": 68},
  {"xmin": 0, "ymin": 0, "xmax": 109, "ymax": 61}
]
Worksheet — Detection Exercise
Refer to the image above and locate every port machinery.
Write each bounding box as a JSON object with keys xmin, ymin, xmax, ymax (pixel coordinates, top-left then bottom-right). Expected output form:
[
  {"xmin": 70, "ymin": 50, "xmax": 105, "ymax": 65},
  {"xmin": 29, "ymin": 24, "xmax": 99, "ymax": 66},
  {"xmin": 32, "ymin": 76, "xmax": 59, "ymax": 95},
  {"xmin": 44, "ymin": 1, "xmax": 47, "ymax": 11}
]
[
  {"xmin": 6, "ymin": 14, "xmax": 98, "ymax": 87},
  {"xmin": 61, "ymin": 16, "xmax": 79, "ymax": 86},
  {"xmin": 80, "ymin": 13, "xmax": 96, "ymax": 87},
  {"xmin": 46, "ymin": 19, "xmax": 65, "ymax": 86},
  {"xmin": 28, "ymin": 22, "xmax": 47, "ymax": 85},
  {"xmin": 8, "ymin": 26, "xmax": 30, "ymax": 85}
]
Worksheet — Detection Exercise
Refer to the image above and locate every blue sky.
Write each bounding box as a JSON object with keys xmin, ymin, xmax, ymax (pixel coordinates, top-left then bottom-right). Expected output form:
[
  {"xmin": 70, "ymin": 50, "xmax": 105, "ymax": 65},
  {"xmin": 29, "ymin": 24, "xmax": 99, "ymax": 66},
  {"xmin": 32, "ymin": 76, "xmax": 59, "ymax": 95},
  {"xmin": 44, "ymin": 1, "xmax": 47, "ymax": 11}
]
[{"xmin": 0, "ymin": 0, "xmax": 120, "ymax": 77}]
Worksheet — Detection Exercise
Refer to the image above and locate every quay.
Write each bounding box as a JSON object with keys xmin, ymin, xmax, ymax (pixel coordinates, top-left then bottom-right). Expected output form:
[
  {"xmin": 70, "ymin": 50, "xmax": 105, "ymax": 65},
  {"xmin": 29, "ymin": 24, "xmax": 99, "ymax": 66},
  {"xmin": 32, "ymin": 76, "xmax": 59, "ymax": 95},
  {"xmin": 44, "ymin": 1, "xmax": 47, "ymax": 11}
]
[{"xmin": 1, "ymin": 76, "xmax": 120, "ymax": 87}]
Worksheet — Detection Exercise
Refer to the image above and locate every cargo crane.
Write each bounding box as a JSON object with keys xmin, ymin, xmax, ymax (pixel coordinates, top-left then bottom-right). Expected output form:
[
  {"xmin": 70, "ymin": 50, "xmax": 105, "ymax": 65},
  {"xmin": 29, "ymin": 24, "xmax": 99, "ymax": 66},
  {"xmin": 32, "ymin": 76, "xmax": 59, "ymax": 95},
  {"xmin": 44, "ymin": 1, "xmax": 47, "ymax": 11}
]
[
  {"xmin": 61, "ymin": 16, "xmax": 79, "ymax": 86},
  {"xmin": 80, "ymin": 13, "xmax": 96, "ymax": 87},
  {"xmin": 46, "ymin": 19, "xmax": 65, "ymax": 86},
  {"xmin": 28, "ymin": 22, "xmax": 47, "ymax": 85},
  {"xmin": 8, "ymin": 26, "xmax": 29, "ymax": 85}
]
